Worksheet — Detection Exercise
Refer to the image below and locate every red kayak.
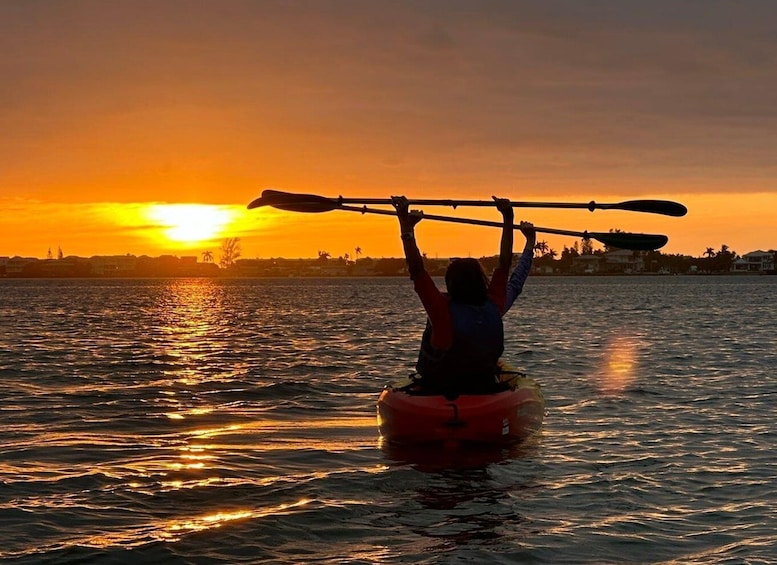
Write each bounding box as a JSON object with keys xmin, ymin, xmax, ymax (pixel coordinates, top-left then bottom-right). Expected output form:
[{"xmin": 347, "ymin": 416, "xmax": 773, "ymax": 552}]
[{"xmin": 376, "ymin": 376, "xmax": 544, "ymax": 447}]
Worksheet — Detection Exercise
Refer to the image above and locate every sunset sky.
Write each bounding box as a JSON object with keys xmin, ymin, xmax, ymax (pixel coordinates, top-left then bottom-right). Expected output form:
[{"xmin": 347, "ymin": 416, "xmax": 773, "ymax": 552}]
[{"xmin": 2, "ymin": 1, "xmax": 775, "ymax": 261}]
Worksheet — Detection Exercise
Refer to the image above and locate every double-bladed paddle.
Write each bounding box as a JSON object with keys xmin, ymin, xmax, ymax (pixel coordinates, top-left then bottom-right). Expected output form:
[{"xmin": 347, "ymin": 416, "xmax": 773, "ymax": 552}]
[
  {"xmin": 248, "ymin": 190, "xmax": 669, "ymax": 250},
  {"xmin": 249, "ymin": 189, "xmax": 687, "ymax": 217}
]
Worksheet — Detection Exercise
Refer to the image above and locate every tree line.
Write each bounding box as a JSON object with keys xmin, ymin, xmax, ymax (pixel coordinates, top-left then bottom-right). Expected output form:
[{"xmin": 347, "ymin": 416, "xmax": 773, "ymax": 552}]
[{"xmin": 530, "ymin": 239, "xmax": 754, "ymax": 274}]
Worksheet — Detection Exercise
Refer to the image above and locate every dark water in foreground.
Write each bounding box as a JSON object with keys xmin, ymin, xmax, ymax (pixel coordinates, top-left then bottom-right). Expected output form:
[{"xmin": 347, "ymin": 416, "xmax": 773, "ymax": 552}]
[{"xmin": 1, "ymin": 276, "xmax": 775, "ymax": 564}]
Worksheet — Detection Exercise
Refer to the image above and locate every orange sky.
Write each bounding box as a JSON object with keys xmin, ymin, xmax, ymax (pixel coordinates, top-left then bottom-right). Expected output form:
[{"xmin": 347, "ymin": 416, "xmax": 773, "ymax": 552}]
[{"xmin": 2, "ymin": 2, "xmax": 776, "ymax": 260}]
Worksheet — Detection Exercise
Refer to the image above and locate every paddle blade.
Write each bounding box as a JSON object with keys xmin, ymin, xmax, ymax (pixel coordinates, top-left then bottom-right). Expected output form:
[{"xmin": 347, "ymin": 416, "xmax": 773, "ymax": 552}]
[
  {"xmin": 247, "ymin": 190, "xmax": 339, "ymax": 213},
  {"xmin": 612, "ymin": 200, "xmax": 688, "ymax": 217},
  {"xmin": 592, "ymin": 231, "xmax": 668, "ymax": 251}
]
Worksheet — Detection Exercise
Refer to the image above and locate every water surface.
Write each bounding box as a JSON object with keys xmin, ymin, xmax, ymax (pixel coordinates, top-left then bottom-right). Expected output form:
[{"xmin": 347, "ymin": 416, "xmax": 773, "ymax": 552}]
[{"xmin": 1, "ymin": 276, "xmax": 775, "ymax": 563}]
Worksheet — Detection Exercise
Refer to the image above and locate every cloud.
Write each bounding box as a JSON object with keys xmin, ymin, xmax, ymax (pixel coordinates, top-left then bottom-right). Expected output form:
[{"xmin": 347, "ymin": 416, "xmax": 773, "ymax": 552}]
[{"xmin": 1, "ymin": 1, "xmax": 776, "ymax": 201}]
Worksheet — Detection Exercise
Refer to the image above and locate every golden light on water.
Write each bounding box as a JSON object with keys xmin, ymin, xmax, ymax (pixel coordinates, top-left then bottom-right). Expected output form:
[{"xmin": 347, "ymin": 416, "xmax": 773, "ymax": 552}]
[
  {"xmin": 167, "ymin": 461, "xmax": 207, "ymax": 471},
  {"xmin": 68, "ymin": 500, "xmax": 314, "ymax": 548},
  {"xmin": 598, "ymin": 335, "xmax": 640, "ymax": 394},
  {"xmin": 166, "ymin": 407, "xmax": 215, "ymax": 420},
  {"xmin": 167, "ymin": 509, "xmax": 255, "ymax": 533},
  {"xmin": 163, "ymin": 499, "xmax": 313, "ymax": 536}
]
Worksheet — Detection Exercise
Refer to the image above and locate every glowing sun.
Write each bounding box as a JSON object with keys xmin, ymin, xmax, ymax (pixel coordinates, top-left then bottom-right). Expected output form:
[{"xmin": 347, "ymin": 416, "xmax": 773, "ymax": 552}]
[{"xmin": 147, "ymin": 204, "xmax": 235, "ymax": 244}]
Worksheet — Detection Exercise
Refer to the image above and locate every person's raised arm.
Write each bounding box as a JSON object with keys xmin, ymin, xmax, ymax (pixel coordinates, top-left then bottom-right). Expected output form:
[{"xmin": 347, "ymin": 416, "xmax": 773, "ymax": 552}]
[
  {"xmin": 505, "ymin": 221, "xmax": 536, "ymax": 312},
  {"xmin": 493, "ymin": 196, "xmax": 514, "ymax": 273},
  {"xmin": 519, "ymin": 220, "xmax": 536, "ymax": 262},
  {"xmin": 391, "ymin": 196, "xmax": 425, "ymax": 279},
  {"xmin": 392, "ymin": 196, "xmax": 451, "ymax": 347}
]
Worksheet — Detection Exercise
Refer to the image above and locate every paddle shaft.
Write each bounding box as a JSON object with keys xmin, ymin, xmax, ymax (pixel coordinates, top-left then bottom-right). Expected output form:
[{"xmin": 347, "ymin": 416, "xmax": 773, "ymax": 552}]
[
  {"xmin": 333, "ymin": 197, "xmax": 685, "ymax": 216},
  {"xmin": 249, "ymin": 190, "xmax": 687, "ymax": 217},
  {"xmin": 332, "ymin": 203, "xmax": 666, "ymax": 250},
  {"xmin": 247, "ymin": 191, "xmax": 669, "ymax": 250}
]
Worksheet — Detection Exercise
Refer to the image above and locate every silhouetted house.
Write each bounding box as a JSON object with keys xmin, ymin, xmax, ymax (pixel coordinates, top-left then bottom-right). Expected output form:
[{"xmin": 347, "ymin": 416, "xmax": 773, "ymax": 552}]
[
  {"xmin": 231, "ymin": 258, "xmax": 267, "ymax": 276},
  {"xmin": 571, "ymin": 254, "xmax": 601, "ymax": 274},
  {"xmin": 531, "ymin": 263, "xmax": 554, "ymax": 275},
  {"xmin": 282, "ymin": 260, "xmax": 308, "ymax": 276},
  {"xmin": 732, "ymin": 250, "xmax": 776, "ymax": 273},
  {"xmin": 37, "ymin": 257, "xmax": 93, "ymax": 277},
  {"xmin": 602, "ymin": 249, "xmax": 644, "ymax": 274},
  {"xmin": 373, "ymin": 258, "xmax": 408, "ymax": 276},
  {"xmin": 310, "ymin": 260, "xmax": 347, "ymax": 276},
  {"xmin": 351, "ymin": 257, "xmax": 377, "ymax": 276},
  {"xmin": 5, "ymin": 256, "xmax": 39, "ymax": 276},
  {"xmin": 90, "ymin": 255, "xmax": 137, "ymax": 276},
  {"xmin": 178, "ymin": 256, "xmax": 206, "ymax": 276},
  {"xmin": 0, "ymin": 256, "xmax": 7, "ymax": 276}
]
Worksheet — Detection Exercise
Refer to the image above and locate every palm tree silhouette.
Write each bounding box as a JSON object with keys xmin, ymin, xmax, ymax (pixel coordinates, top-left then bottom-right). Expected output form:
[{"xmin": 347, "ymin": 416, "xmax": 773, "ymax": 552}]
[{"xmin": 534, "ymin": 240, "xmax": 549, "ymax": 255}]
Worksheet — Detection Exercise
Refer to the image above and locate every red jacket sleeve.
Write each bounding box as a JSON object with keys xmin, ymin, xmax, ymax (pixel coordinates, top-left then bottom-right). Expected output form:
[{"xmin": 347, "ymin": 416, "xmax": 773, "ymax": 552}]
[
  {"xmin": 412, "ymin": 270, "xmax": 453, "ymax": 350},
  {"xmin": 488, "ymin": 265, "xmax": 509, "ymax": 315}
]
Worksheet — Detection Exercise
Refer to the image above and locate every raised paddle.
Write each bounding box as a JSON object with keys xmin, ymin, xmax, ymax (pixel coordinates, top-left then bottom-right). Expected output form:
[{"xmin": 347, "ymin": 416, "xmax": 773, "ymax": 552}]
[
  {"xmin": 249, "ymin": 189, "xmax": 687, "ymax": 217},
  {"xmin": 248, "ymin": 192, "xmax": 669, "ymax": 251}
]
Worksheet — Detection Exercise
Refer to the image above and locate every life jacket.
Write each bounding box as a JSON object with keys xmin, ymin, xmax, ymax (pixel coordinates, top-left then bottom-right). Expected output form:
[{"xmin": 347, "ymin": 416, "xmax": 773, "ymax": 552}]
[{"xmin": 415, "ymin": 299, "xmax": 504, "ymax": 394}]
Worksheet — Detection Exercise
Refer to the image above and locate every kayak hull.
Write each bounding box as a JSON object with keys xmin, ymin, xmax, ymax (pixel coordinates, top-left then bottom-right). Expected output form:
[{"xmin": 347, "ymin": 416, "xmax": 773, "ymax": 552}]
[{"xmin": 376, "ymin": 377, "xmax": 544, "ymax": 446}]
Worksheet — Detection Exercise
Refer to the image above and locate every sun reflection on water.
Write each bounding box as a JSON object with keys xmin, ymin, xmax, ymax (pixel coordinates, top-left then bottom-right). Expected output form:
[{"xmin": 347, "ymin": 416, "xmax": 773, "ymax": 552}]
[
  {"xmin": 120, "ymin": 279, "xmax": 383, "ymax": 553},
  {"xmin": 152, "ymin": 279, "xmax": 228, "ymax": 377},
  {"xmin": 145, "ymin": 280, "xmax": 237, "ymax": 482}
]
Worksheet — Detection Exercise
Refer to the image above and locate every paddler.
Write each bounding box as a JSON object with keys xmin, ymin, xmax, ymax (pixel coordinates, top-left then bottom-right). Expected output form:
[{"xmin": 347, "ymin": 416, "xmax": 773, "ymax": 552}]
[{"xmin": 392, "ymin": 195, "xmax": 518, "ymax": 395}]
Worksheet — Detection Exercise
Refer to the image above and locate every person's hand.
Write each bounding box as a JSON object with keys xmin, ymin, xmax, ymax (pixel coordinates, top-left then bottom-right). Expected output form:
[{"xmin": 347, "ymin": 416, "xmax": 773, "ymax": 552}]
[
  {"xmin": 391, "ymin": 195, "xmax": 409, "ymax": 218},
  {"xmin": 492, "ymin": 196, "xmax": 514, "ymax": 222},
  {"xmin": 519, "ymin": 221, "xmax": 536, "ymax": 243},
  {"xmin": 392, "ymin": 196, "xmax": 423, "ymax": 231}
]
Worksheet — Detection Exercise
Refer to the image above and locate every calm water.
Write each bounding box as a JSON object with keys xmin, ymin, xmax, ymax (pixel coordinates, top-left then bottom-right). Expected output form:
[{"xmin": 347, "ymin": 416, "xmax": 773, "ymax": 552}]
[{"xmin": 1, "ymin": 276, "xmax": 775, "ymax": 564}]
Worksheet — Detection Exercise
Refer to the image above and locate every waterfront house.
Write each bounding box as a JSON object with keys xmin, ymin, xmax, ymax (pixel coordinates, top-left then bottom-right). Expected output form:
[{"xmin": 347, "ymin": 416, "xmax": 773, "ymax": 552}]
[
  {"xmin": 571, "ymin": 254, "xmax": 602, "ymax": 274},
  {"xmin": 602, "ymin": 249, "xmax": 645, "ymax": 274},
  {"xmin": 5, "ymin": 256, "xmax": 39, "ymax": 276},
  {"xmin": 732, "ymin": 250, "xmax": 776, "ymax": 273},
  {"xmin": 89, "ymin": 255, "xmax": 138, "ymax": 276}
]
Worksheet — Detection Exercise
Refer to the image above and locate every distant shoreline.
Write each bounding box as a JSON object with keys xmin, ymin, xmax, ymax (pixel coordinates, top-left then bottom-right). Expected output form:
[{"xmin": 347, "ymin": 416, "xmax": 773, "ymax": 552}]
[
  {"xmin": 2, "ymin": 271, "xmax": 775, "ymax": 280},
  {"xmin": 2, "ymin": 249, "xmax": 775, "ymax": 277}
]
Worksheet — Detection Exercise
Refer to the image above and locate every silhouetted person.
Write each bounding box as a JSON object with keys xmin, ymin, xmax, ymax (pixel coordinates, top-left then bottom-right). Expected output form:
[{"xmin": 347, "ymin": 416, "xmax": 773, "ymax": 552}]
[{"xmin": 392, "ymin": 195, "xmax": 513, "ymax": 395}]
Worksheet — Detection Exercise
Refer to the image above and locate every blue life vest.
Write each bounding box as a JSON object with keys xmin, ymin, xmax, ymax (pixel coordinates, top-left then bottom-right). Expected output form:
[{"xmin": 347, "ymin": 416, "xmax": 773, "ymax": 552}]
[{"xmin": 415, "ymin": 299, "xmax": 504, "ymax": 394}]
